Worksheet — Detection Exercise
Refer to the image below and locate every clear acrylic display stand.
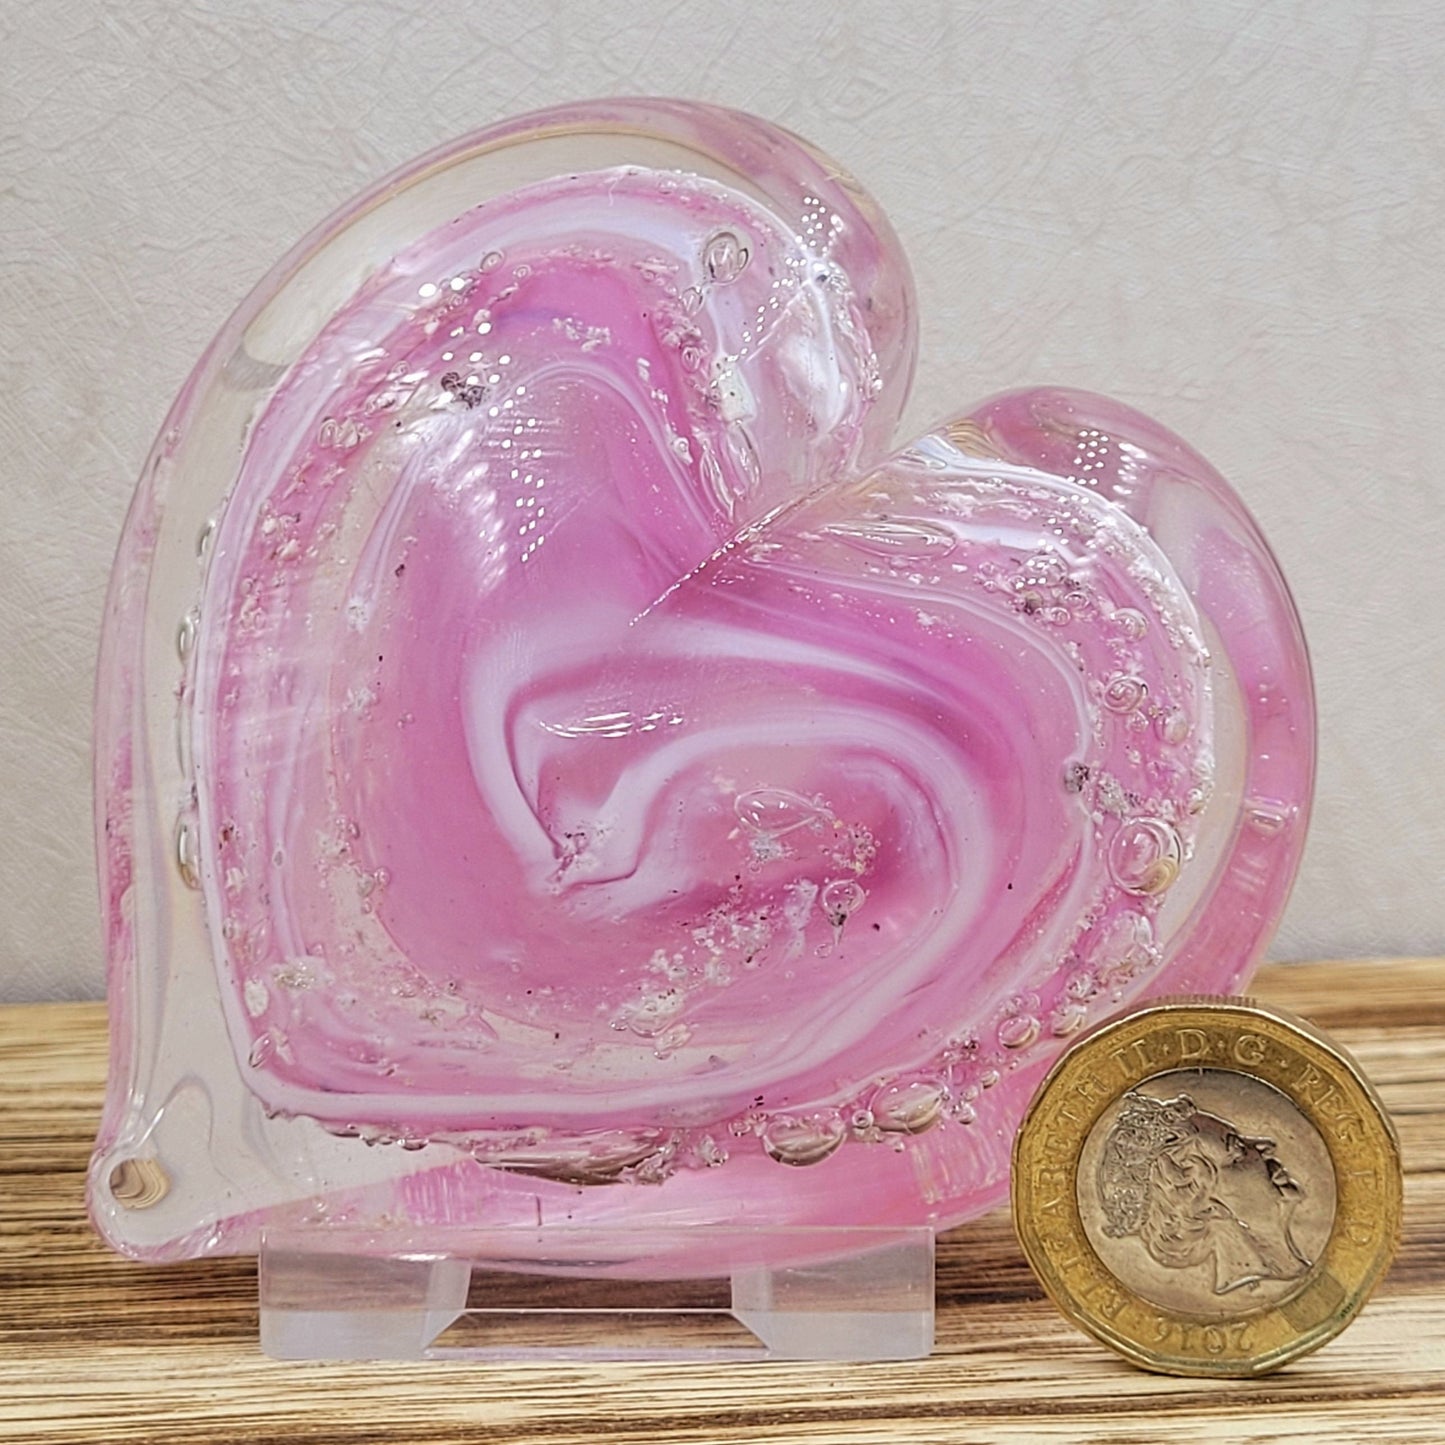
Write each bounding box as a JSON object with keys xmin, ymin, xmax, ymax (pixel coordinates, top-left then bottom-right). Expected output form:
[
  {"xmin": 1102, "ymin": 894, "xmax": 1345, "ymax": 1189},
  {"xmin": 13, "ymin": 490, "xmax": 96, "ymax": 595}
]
[{"xmin": 259, "ymin": 1224, "xmax": 935, "ymax": 1362}]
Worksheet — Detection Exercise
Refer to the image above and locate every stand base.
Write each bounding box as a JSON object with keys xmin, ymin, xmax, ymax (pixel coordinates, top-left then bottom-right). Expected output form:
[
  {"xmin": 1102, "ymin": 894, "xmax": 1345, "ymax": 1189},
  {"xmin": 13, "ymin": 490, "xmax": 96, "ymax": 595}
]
[{"xmin": 259, "ymin": 1225, "xmax": 935, "ymax": 1362}]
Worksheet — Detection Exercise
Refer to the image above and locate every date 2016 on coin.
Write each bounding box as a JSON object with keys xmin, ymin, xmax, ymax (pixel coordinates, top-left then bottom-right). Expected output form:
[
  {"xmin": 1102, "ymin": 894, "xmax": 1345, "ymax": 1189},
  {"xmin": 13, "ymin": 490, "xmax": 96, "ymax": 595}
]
[{"xmin": 1012, "ymin": 998, "xmax": 1401, "ymax": 1377}]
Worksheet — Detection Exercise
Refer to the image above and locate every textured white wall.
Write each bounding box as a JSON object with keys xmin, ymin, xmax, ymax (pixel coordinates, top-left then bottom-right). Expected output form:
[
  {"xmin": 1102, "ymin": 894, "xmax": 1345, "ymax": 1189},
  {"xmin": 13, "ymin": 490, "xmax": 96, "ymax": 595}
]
[{"xmin": 2, "ymin": 0, "xmax": 1442, "ymax": 1001}]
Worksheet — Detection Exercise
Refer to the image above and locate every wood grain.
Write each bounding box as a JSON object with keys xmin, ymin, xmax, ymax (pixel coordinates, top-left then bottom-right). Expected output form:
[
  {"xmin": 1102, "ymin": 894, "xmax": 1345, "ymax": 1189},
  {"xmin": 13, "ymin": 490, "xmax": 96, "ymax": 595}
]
[{"xmin": 2, "ymin": 960, "xmax": 1443, "ymax": 1444}]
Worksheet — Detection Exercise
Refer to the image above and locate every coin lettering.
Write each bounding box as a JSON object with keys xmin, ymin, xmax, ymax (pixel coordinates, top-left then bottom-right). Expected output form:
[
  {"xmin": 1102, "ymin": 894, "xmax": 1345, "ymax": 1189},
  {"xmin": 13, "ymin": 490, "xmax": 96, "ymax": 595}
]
[
  {"xmin": 1295, "ymin": 1060, "xmax": 1350, "ymax": 1119},
  {"xmin": 1177, "ymin": 1027, "xmax": 1210, "ymax": 1062},
  {"xmin": 1234, "ymin": 1032, "xmax": 1266, "ymax": 1066},
  {"xmin": 1154, "ymin": 1316, "xmax": 1253, "ymax": 1352},
  {"xmin": 1110, "ymin": 1037, "xmax": 1155, "ymax": 1079},
  {"xmin": 1334, "ymin": 1111, "xmax": 1365, "ymax": 1144},
  {"xmin": 1034, "ymin": 1170, "xmax": 1068, "ymax": 1215},
  {"xmin": 1079, "ymin": 1277, "xmax": 1127, "ymax": 1320},
  {"xmin": 1012, "ymin": 999, "xmax": 1402, "ymax": 1376}
]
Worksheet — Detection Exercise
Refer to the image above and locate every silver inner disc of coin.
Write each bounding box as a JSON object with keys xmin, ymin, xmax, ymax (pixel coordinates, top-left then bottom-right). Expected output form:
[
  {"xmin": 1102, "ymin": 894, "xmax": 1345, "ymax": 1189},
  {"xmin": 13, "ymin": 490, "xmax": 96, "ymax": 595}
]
[{"xmin": 1077, "ymin": 1068, "xmax": 1337, "ymax": 1320}]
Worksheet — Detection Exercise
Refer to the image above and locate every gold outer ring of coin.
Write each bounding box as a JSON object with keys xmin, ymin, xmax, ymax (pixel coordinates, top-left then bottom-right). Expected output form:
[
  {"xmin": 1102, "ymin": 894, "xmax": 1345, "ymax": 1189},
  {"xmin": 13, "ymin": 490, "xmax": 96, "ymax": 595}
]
[{"xmin": 1011, "ymin": 996, "xmax": 1402, "ymax": 1377}]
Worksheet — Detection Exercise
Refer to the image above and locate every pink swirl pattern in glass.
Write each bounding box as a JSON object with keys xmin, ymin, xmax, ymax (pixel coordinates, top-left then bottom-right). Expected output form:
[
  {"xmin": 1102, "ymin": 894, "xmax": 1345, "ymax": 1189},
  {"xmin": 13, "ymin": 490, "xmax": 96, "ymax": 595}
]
[{"xmin": 90, "ymin": 100, "xmax": 1314, "ymax": 1271}]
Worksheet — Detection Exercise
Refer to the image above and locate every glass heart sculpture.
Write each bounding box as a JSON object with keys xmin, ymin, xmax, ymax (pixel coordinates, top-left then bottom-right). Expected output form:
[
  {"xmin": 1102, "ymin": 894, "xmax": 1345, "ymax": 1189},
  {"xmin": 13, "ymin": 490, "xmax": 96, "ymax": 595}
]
[{"xmin": 90, "ymin": 99, "xmax": 1313, "ymax": 1272}]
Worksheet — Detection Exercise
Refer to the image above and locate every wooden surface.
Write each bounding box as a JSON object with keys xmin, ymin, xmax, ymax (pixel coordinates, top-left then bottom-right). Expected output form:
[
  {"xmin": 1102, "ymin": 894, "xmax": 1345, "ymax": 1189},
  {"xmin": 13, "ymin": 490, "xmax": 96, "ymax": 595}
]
[{"xmin": 3, "ymin": 959, "xmax": 1444, "ymax": 1444}]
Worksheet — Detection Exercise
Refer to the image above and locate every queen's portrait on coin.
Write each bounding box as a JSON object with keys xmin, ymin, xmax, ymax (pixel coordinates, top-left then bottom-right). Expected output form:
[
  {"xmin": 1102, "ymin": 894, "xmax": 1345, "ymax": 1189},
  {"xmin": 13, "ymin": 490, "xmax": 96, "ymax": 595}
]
[{"xmin": 1099, "ymin": 1091, "xmax": 1313, "ymax": 1297}]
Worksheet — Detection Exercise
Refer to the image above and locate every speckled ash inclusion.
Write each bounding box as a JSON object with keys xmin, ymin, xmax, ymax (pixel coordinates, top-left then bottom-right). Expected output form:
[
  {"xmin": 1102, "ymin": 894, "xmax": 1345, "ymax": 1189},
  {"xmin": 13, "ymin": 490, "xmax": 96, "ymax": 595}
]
[
  {"xmin": 94, "ymin": 101, "xmax": 1313, "ymax": 1261},
  {"xmin": 204, "ymin": 167, "xmax": 1210, "ymax": 1166}
]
